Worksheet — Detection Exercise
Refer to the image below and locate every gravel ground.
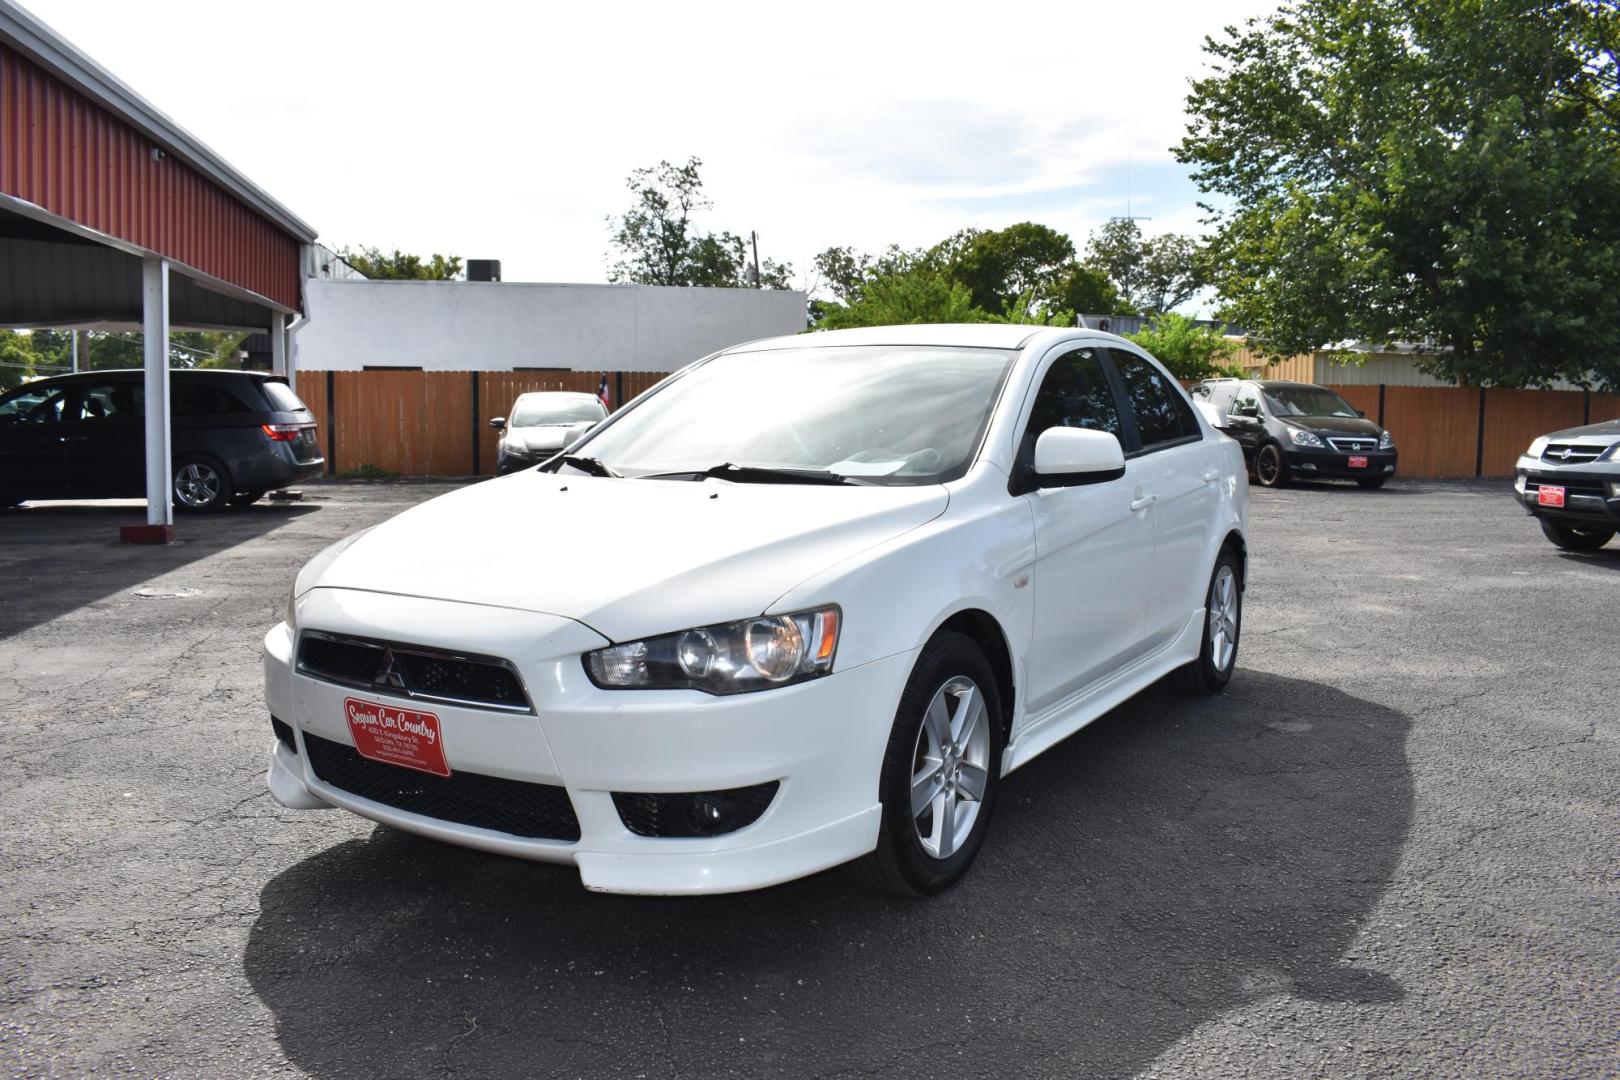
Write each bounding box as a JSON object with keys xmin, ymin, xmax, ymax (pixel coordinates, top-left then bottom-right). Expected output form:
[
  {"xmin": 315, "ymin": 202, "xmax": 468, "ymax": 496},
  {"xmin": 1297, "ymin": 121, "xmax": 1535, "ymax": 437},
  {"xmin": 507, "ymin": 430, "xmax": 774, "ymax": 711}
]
[{"xmin": 0, "ymin": 477, "xmax": 1614, "ymax": 1079}]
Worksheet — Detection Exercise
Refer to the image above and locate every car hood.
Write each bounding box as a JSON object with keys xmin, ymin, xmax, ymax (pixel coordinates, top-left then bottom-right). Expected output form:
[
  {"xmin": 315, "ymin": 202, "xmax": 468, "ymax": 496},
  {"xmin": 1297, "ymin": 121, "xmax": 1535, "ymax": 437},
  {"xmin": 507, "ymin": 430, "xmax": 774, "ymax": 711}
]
[
  {"xmin": 1285, "ymin": 415, "xmax": 1383, "ymax": 436},
  {"xmin": 1541, "ymin": 418, "xmax": 1620, "ymax": 442},
  {"xmin": 506, "ymin": 422, "xmax": 594, "ymax": 453},
  {"xmin": 309, "ymin": 472, "xmax": 949, "ymax": 642}
]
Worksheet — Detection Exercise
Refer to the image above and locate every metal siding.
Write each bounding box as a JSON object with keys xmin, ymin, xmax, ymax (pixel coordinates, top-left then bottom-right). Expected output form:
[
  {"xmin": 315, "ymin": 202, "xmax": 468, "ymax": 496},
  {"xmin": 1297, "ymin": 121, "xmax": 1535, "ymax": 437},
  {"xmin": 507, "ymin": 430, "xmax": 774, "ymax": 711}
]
[{"xmin": 0, "ymin": 42, "xmax": 300, "ymax": 311}]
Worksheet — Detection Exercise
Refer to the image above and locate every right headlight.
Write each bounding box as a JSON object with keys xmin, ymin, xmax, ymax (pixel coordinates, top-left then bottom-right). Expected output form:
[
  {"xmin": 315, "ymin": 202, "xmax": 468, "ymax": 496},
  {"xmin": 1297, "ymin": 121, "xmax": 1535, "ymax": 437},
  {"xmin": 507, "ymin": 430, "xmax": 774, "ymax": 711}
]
[
  {"xmin": 584, "ymin": 606, "xmax": 841, "ymax": 694},
  {"xmin": 1526, "ymin": 436, "xmax": 1550, "ymax": 458},
  {"xmin": 1288, "ymin": 427, "xmax": 1324, "ymax": 448},
  {"xmin": 285, "ymin": 585, "xmax": 298, "ymax": 632}
]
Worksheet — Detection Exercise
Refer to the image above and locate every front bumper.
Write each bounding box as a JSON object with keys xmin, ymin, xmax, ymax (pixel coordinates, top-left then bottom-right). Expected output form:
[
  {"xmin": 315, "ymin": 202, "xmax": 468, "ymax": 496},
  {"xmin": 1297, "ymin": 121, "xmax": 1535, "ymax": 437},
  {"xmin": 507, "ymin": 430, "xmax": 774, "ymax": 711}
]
[
  {"xmin": 264, "ymin": 588, "xmax": 910, "ymax": 895},
  {"xmin": 1514, "ymin": 463, "xmax": 1620, "ymax": 525},
  {"xmin": 1283, "ymin": 445, "xmax": 1398, "ymax": 479}
]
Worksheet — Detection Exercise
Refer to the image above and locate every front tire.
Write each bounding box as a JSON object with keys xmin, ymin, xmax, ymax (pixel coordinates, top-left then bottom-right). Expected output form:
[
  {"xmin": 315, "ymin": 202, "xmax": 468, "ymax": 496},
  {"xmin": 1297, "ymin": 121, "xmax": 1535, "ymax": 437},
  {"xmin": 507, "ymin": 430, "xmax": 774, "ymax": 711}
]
[
  {"xmin": 173, "ymin": 455, "xmax": 230, "ymax": 513},
  {"xmin": 1174, "ymin": 548, "xmax": 1243, "ymax": 694},
  {"xmin": 1254, "ymin": 443, "xmax": 1290, "ymax": 488},
  {"xmin": 847, "ymin": 632, "xmax": 1003, "ymax": 897},
  {"xmin": 1540, "ymin": 520, "xmax": 1615, "ymax": 551}
]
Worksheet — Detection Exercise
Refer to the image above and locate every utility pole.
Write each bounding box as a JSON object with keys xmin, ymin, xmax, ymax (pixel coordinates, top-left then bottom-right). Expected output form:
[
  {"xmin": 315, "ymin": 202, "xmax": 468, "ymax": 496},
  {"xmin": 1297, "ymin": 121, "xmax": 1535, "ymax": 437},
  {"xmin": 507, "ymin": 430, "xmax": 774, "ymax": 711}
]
[
  {"xmin": 750, "ymin": 231, "xmax": 762, "ymax": 288},
  {"xmin": 70, "ymin": 329, "xmax": 79, "ymax": 373}
]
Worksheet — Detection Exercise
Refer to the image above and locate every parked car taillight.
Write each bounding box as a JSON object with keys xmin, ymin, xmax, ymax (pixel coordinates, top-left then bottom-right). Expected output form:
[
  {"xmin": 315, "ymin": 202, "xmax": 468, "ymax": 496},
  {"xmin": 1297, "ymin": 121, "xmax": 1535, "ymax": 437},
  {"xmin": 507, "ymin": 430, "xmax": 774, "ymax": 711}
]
[{"xmin": 262, "ymin": 423, "xmax": 310, "ymax": 442}]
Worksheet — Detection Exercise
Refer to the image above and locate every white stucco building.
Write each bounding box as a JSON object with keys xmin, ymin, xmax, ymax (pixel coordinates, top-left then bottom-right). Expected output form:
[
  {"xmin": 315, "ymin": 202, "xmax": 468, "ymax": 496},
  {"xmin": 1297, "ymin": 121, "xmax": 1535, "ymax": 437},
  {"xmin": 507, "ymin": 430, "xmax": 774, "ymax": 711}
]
[{"xmin": 293, "ymin": 279, "xmax": 808, "ymax": 373}]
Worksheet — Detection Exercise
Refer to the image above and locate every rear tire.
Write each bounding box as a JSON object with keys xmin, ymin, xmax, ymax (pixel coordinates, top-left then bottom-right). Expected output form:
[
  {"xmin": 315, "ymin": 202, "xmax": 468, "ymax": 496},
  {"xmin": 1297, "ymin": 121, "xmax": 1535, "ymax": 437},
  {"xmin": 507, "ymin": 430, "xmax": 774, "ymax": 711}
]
[
  {"xmin": 1174, "ymin": 547, "xmax": 1243, "ymax": 694},
  {"xmin": 1254, "ymin": 443, "xmax": 1289, "ymax": 488},
  {"xmin": 1356, "ymin": 476, "xmax": 1388, "ymax": 490},
  {"xmin": 846, "ymin": 632, "xmax": 1003, "ymax": 897},
  {"xmin": 1540, "ymin": 520, "xmax": 1615, "ymax": 551},
  {"xmin": 173, "ymin": 455, "xmax": 230, "ymax": 513},
  {"xmin": 228, "ymin": 488, "xmax": 268, "ymax": 507}
]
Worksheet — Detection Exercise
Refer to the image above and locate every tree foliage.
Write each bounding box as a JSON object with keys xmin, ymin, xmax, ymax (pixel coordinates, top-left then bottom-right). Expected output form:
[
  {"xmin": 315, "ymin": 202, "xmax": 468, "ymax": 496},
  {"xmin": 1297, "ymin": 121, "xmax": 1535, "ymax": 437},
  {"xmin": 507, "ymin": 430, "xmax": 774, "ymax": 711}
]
[
  {"xmin": 0, "ymin": 329, "xmax": 253, "ymax": 390},
  {"xmin": 1126, "ymin": 313, "xmax": 1242, "ymax": 380},
  {"xmin": 605, "ymin": 157, "xmax": 793, "ymax": 289},
  {"xmin": 1179, "ymin": 0, "xmax": 1620, "ymax": 389},
  {"xmin": 339, "ymin": 247, "xmax": 463, "ymax": 280},
  {"xmin": 1083, "ymin": 219, "xmax": 1203, "ymax": 315}
]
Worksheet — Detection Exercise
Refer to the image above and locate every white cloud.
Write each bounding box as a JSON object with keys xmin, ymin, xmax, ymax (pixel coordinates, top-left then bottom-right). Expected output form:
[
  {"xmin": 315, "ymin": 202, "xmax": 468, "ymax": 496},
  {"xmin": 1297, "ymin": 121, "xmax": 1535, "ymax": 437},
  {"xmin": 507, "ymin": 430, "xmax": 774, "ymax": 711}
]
[{"xmin": 19, "ymin": 0, "xmax": 1275, "ymax": 283}]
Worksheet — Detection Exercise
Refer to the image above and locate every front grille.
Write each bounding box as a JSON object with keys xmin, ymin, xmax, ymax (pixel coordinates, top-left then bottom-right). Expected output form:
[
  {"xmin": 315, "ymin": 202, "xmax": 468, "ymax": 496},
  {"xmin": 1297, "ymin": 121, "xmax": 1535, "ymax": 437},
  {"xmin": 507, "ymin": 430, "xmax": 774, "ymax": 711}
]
[
  {"xmin": 1541, "ymin": 443, "xmax": 1609, "ymax": 466},
  {"xmin": 1327, "ymin": 437, "xmax": 1378, "ymax": 453},
  {"xmin": 612, "ymin": 782, "xmax": 779, "ymax": 838},
  {"xmin": 303, "ymin": 732, "xmax": 580, "ymax": 841},
  {"xmin": 297, "ymin": 631, "xmax": 531, "ymax": 713}
]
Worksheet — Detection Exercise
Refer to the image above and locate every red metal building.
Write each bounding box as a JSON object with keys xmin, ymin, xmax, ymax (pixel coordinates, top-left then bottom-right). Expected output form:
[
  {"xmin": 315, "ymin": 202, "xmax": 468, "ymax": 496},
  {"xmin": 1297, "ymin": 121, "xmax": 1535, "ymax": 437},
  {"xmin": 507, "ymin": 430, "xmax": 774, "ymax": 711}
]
[{"xmin": 0, "ymin": 0, "xmax": 318, "ymax": 538}]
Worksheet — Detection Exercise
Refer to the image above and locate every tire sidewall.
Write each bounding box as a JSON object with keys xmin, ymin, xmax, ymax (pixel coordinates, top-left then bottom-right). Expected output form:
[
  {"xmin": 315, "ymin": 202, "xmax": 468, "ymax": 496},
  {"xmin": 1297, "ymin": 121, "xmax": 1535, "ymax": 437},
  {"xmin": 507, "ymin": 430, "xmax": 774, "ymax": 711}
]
[
  {"xmin": 876, "ymin": 634, "xmax": 1004, "ymax": 894},
  {"xmin": 1255, "ymin": 442, "xmax": 1288, "ymax": 488},
  {"xmin": 1196, "ymin": 551, "xmax": 1243, "ymax": 689}
]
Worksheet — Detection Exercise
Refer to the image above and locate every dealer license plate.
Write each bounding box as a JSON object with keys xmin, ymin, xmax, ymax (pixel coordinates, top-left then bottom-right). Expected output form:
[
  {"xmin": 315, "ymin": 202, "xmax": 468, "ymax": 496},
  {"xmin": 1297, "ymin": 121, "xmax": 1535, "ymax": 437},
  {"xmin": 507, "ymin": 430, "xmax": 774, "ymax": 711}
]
[
  {"xmin": 1348, "ymin": 455, "xmax": 1369, "ymax": 469},
  {"xmin": 344, "ymin": 697, "xmax": 450, "ymax": 777},
  {"xmin": 1537, "ymin": 485, "xmax": 1566, "ymax": 508}
]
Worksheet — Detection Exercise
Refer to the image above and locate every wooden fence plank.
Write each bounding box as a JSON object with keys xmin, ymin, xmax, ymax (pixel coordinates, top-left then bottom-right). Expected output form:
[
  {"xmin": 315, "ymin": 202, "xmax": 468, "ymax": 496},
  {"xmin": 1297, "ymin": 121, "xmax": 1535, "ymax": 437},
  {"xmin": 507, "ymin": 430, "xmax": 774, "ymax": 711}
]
[
  {"xmin": 1378, "ymin": 386, "xmax": 1480, "ymax": 478},
  {"xmin": 1480, "ymin": 388, "xmax": 1586, "ymax": 477}
]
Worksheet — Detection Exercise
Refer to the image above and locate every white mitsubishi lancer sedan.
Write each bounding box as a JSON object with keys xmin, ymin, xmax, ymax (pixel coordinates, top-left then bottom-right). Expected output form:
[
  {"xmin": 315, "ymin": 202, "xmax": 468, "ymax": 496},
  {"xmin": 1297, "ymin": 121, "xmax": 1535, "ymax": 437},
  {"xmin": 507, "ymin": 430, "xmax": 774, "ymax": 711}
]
[{"xmin": 264, "ymin": 325, "xmax": 1249, "ymax": 896}]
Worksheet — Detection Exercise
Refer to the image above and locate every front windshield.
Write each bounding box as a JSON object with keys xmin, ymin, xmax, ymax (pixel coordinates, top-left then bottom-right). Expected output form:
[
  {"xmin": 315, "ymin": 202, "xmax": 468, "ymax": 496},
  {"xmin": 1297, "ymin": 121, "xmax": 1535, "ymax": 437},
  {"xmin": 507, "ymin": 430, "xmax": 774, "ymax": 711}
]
[
  {"xmin": 1263, "ymin": 385, "xmax": 1359, "ymax": 418},
  {"xmin": 575, "ymin": 345, "xmax": 1017, "ymax": 485},
  {"xmin": 510, "ymin": 399, "xmax": 605, "ymax": 426}
]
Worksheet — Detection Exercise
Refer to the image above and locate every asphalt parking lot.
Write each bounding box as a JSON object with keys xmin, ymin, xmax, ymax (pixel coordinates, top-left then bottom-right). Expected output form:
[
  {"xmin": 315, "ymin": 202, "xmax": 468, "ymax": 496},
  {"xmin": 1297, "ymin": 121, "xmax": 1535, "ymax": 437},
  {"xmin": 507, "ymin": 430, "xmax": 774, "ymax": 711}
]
[{"xmin": 0, "ymin": 478, "xmax": 1614, "ymax": 1079}]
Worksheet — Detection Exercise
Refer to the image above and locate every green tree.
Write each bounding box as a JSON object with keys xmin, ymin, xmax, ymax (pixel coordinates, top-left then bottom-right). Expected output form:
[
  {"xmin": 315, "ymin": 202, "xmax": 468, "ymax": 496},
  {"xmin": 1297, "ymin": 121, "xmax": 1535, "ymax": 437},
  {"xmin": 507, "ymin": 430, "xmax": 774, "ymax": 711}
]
[
  {"xmin": 339, "ymin": 247, "xmax": 463, "ymax": 280},
  {"xmin": 606, "ymin": 157, "xmax": 793, "ymax": 289},
  {"xmin": 1084, "ymin": 219, "xmax": 1202, "ymax": 315},
  {"xmin": 1178, "ymin": 0, "xmax": 1620, "ymax": 389},
  {"xmin": 947, "ymin": 223, "xmax": 1077, "ymax": 316},
  {"xmin": 814, "ymin": 270, "xmax": 992, "ymax": 330},
  {"xmin": 1126, "ymin": 313, "xmax": 1242, "ymax": 380}
]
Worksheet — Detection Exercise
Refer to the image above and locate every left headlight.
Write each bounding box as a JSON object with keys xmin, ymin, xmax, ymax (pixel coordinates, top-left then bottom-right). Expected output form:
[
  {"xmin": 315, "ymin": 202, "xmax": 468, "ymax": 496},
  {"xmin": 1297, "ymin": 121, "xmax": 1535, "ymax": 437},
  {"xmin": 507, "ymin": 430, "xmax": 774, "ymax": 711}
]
[
  {"xmin": 584, "ymin": 606, "xmax": 841, "ymax": 694},
  {"xmin": 1378, "ymin": 430, "xmax": 1395, "ymax": 449},
  {"xmin": 1288, "ymin": 427, "xmax": 1324, "ymax": 448}
]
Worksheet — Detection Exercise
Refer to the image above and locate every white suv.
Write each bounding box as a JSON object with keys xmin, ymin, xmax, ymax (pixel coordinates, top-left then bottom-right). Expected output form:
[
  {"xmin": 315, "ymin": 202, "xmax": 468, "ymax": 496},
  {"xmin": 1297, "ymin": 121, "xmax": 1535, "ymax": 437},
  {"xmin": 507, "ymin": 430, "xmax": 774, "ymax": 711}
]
[{"xmin": 264, "ymin": 325, "xmax": 1249, "ymax": 896}]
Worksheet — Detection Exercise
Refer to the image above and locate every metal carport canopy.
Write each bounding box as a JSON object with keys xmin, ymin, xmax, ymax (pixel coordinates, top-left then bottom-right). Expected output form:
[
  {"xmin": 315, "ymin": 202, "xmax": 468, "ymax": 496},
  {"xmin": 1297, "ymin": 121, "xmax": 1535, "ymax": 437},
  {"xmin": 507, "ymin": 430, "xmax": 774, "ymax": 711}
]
[{"xmin": 0, "ymin": 0, "xmax": 318, "ymax": 540}]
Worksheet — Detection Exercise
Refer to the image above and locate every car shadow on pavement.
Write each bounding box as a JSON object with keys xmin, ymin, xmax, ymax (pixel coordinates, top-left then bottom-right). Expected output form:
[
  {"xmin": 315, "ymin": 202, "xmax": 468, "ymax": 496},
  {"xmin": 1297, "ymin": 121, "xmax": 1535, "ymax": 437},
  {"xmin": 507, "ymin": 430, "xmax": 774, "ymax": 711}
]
[
  {"xmin": 0, "ymin": 502, "xmax": 318, "ymax": 639},
  {"xmin": 243, "ymin": 671, "xmax": 1412, "ymax": 1080}
]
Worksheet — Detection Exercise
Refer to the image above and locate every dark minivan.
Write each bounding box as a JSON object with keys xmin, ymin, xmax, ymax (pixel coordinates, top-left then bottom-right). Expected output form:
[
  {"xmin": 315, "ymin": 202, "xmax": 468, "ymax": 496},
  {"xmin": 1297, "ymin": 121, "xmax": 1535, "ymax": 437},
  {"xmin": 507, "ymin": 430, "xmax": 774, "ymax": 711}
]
[
  {"xmin": 0, "ymin": 369, "xmax": 323, "ymax": 511},
  {"xmin": 1191, "ymin": 378, "xmax": 1397, "ymax": 488}
]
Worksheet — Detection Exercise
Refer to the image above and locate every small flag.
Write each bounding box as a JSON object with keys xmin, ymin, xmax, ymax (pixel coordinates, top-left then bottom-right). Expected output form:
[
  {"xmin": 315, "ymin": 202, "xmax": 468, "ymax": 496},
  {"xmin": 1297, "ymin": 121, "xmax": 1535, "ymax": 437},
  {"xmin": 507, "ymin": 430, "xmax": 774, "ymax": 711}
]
[{"xmin": 597, "ymin": 373, "xmax": 611, "ymax": 410}]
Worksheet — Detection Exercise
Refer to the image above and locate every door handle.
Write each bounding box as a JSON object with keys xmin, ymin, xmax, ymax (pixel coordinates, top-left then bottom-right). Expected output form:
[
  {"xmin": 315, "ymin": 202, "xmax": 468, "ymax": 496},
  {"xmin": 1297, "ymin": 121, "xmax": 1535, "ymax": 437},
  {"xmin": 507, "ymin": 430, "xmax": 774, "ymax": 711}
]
[
  {"xmin": 1130, "ymin": 494, "xmax": 1157, "ymax": 512},
  {"xmin": 57, "ymin": 435, "xmax": 91, "ymax": 443},
  {"xmin": 1202, "ymin": 469, "xmax": 1221, "ymax": 483}
]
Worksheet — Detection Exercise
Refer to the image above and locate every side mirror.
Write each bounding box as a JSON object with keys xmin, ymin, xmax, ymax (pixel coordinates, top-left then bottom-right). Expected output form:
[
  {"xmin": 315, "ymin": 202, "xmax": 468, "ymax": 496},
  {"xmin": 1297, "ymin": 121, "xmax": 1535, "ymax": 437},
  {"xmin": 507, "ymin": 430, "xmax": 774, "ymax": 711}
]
[
  {"xmin": 1356, "ymin": 409, "xmax": 1367, "ymax": 418},
  {"xmin": 1234, "ymin": 402, "xmax": 1259, "ymax": 418},
  {"xmin": 488, "ymin": 417, "xmax": 506, "ymax": 430},
  {"xmin": 1030, "ymin": 427, "xmax": 1126, "ymax": 488}
]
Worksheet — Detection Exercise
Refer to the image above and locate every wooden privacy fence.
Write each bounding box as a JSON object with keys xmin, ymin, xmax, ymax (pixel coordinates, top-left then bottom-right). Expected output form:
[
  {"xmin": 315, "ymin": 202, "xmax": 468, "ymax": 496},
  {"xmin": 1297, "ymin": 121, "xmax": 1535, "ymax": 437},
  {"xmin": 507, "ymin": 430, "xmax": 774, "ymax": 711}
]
[
  {"xmin": 302, "ymin": 370, "xmax": 668, "ymax": 478},
  {"xmin": 299, "ymin": 370, "xmax": 1620, "ymax": 479}
]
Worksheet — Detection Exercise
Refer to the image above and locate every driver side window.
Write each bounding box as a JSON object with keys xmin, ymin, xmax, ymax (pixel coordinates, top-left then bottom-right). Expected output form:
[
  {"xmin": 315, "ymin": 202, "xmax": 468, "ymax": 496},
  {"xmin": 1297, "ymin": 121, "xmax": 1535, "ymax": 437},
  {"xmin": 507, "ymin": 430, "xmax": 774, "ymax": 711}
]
[
  {"xmin": 0, "ymin": 386, "xmax": 67, "ymax": 425},
  {"xmin": 1232, "ymin": 386, "xmax": 1260, "ymax": 417},
  {"xmin": 1021, "ymin": 348, "xmax": 1122, "ymax": 461}
]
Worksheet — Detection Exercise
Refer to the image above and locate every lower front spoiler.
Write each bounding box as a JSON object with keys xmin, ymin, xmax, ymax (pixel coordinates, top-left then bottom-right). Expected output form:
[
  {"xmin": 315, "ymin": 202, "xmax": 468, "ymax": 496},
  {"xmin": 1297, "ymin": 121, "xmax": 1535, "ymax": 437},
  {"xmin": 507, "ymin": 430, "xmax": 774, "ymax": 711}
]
[{"xmin": 266, "ymin": 740, "xmax": 882, "ymax": 896}]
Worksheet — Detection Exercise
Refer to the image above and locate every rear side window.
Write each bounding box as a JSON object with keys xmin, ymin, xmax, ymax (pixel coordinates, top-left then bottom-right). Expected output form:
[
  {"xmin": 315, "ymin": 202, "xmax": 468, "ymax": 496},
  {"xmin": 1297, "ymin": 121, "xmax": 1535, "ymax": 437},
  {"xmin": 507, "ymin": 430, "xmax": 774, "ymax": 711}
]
[
  {"xmin": 74, "ymin": 381, "xmax": 143, "ymax": 420},
  {"xmin": 259, "ymin": 381, "xmax": 308, "ymax": 412},
  {"xmin": 173, "ymin": 381, "xmax": 253, "ymax": 417},
  {"xmin": 1110, "ymin": 350, "xmax": 1199, "ymax": 449},
  {"xmin": 1022, "ymin": 347, "xmax": 1123, "ymax": 459}
]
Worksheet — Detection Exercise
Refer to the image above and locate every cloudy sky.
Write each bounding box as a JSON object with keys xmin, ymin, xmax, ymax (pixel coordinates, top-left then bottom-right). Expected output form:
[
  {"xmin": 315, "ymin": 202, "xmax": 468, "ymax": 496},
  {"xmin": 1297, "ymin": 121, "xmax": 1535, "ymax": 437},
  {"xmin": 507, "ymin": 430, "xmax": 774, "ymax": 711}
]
[{"xmin": 23, "ymin": 0, "xmax": 1276, "ymax": 292}]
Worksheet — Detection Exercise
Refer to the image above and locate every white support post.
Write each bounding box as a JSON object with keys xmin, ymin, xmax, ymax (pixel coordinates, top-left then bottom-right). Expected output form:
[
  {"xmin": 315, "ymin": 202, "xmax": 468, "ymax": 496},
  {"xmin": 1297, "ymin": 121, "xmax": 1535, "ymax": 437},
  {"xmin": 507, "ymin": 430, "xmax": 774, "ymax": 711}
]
[
  {"xmin": 270, "ymin": 314, "xmax": 287, "ymax": 380},
  {"xmin": 142, "ymin": 258, "xmax": 173, "ymax": 530}
]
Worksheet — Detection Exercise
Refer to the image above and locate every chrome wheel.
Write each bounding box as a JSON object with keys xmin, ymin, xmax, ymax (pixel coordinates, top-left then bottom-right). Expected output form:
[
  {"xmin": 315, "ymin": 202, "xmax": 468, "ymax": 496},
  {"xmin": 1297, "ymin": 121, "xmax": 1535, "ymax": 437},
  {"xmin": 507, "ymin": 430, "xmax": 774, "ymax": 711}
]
[
  {"xmin": 910, "ymin": 675, "xmax": 992, "ymax": 860},
  {"xmin": 174, "ymin": 462, "xmax": 222, "ymax": 509},
  {"xmin": 1208, "ymin": 564, "xmax": 1240, "ymax": 673}
]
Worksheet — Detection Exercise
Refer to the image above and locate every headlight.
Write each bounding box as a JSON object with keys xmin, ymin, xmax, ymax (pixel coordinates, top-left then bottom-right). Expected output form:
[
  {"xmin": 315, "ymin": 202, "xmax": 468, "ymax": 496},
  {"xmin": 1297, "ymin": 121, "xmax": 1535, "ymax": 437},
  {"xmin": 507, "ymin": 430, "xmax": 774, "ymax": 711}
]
[
  {"xmin": 285, "ymin": 586, "xmax": 298, "ymax": 632},
  {"xmin": 1603, "ymin": 441, "xmax": 1620, "ymax": 462},
  {"xmin": 1526, "ymin": 436, "xmax": 1549, "ymax": 458},
  {"xmin": 1378, "ymin": 430, "xmax": 1394, "ymax": 449},
  {"xmin": 584, "ymin": 606, "xmax": 841, "ymax": 694},
  {"xmin": 1288, "ymin": 428, "xmax": 1324, "ymax": 448}
]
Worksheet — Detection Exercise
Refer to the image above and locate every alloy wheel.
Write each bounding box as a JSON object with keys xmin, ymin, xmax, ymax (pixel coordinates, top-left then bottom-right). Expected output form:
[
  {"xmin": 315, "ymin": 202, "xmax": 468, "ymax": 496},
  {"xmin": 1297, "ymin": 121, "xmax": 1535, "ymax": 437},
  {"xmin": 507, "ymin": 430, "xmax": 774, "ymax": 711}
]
[
  {"xmin": 175, "ymin": 463, "xmax": 222, "ymax": 509},
  {"xmin": 1208, "ymin": 564, "xmax": 1240, "ymax": 673},
  {"xmin": 910, "ymin": 675, "xmax": 992, "ymax": 860},
  {"xmin": 1256, "ymin": 446, "xmax": 1281, "ymax": 486}
]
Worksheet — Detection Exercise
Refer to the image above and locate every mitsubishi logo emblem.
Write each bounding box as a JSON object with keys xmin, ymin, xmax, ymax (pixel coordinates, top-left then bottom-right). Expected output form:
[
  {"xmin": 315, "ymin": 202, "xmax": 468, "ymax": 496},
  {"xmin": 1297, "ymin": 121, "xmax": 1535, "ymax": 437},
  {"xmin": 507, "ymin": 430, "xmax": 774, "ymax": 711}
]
[{"xmin": 373, "ymin": 648, "xmax": 408, "ymax": 690}]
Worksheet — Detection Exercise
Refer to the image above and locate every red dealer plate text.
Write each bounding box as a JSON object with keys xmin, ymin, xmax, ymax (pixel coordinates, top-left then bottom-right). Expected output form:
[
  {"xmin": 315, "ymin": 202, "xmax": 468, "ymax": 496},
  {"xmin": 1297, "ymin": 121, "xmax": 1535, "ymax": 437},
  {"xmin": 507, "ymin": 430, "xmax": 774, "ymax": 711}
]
[
  {"xmin": 344, "ymin": 697, "xmax": 451, "ymax": 777},
  {"xmin": 1348, "ymin": 455, "xmax": 1369, "ymax": 469},
  {"xmin": 1537, "ymin": 485, "xmax": 1566, "ymax": 508}
]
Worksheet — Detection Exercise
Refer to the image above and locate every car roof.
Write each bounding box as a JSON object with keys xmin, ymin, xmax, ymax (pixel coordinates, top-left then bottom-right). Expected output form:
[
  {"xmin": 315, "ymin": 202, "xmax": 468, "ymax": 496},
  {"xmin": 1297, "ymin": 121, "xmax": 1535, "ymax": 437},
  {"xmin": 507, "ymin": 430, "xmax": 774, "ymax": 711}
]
[
  {"xmin": 1254, "ymin": 379, "xmax": 1330, "ymax": 390},
  {"xmin": 15, "ymin": 368, "xmax": 274, "ymax": 386},
  {"xmin": 513, "ymin": 391, "xmax": 600, "ymax": 403},
  {"xmin": 726, "ymin": 324, "xmax": 1130, "ymax": 354}
]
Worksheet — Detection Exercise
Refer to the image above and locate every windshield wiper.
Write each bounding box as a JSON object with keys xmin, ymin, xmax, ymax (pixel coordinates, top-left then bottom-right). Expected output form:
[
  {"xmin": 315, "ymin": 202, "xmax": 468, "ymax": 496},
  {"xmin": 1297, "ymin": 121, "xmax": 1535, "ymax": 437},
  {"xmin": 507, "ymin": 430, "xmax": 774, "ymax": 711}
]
[
  {"xmin": 644, "ymin": 462, "xmax": 855, "ymax": 486},
  {"xmin": 542, "ymin": 454, "xmax": 621, "ymax": 478}
]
